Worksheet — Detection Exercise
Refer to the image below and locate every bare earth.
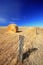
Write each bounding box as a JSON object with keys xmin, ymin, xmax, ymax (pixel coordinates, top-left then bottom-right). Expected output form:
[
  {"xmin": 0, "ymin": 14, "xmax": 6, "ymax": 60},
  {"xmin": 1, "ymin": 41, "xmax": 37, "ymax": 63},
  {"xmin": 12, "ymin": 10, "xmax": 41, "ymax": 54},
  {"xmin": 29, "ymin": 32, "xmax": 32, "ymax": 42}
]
[{"xmin": 0, "ymin": 27, "xmax": 43, "ymax": 65}]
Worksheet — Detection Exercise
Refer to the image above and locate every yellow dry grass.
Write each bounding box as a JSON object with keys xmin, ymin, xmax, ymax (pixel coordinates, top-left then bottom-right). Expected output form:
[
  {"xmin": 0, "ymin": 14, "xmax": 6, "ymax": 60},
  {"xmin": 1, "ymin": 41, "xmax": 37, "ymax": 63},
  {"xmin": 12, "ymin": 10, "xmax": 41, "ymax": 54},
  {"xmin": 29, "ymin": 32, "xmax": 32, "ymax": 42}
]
[
  {"xmin": 0, "ymin": 26, "xmax": 43, "ymax": 65},
  {"xmin": 7, "ymin": 24, "xmax": 18, "ymax": 33}
]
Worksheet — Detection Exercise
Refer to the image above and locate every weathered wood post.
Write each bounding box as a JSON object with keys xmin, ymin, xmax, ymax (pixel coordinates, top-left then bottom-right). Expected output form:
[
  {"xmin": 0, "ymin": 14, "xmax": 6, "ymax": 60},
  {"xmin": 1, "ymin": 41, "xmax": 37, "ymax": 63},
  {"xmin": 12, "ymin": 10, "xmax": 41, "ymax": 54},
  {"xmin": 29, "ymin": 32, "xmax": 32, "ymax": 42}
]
[
  {"xmin": 36, "ymin": 27, "xmax": 38, "ymax": 34},
  {"xmin": 36, "ymin": 28, "xmax": 37, "ymax": 34},
  {"xmin": 18, "ymin": 35, "xmax": 24, "ymax": 63}
]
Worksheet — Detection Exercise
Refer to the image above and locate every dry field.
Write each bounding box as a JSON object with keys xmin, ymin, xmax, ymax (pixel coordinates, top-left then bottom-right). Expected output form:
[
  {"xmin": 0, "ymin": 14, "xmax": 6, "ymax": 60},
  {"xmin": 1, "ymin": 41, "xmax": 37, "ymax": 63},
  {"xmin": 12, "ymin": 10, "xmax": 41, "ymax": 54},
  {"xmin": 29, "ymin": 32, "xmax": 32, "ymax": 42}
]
[{"xmin": 0, "ymin": 26, "xmax": 43, "ymax": 65}]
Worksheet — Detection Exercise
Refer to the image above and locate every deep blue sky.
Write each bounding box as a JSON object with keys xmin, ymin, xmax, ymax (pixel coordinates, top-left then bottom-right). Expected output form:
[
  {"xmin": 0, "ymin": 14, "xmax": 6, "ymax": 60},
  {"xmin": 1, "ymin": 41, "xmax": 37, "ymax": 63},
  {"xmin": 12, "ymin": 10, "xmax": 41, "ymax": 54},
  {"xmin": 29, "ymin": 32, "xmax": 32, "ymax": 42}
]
[{"xmin": 0, "ymin": 0, "xmax": 43, "ymax": 27}]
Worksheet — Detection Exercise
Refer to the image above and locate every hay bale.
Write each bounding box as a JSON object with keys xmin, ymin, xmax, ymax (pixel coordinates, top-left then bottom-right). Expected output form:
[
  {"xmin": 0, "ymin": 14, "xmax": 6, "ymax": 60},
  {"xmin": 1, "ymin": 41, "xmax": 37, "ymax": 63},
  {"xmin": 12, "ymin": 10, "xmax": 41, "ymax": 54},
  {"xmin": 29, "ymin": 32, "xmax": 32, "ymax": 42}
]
[{"xmin": 7, "ymin": 24, "xmax": 18, "ymax": 33}]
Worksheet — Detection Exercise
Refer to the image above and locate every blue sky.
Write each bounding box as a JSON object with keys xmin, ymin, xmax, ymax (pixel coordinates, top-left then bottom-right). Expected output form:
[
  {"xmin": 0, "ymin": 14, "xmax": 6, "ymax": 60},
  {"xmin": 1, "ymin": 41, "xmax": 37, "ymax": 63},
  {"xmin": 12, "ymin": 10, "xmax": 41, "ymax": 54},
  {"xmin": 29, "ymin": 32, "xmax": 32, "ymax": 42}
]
[{"xmin": 0, "ymin": 0, "xmax": 43, "ymax": 27}]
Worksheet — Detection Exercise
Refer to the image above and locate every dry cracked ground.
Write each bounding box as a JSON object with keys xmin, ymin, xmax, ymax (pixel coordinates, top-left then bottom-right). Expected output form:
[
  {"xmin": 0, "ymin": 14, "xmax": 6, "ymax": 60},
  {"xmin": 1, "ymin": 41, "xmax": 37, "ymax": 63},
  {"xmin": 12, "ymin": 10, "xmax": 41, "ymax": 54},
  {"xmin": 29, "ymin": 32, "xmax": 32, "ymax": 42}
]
[{"xmin": 0, "ymin": 27, "xmax": 43, "ymax": 65}]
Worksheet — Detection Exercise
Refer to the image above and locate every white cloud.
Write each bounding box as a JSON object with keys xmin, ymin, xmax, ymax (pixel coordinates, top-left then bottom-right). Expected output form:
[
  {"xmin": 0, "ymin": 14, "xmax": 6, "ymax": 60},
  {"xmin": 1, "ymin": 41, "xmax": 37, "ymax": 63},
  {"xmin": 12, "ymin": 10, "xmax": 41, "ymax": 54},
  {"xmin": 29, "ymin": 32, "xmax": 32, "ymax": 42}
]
[
  {"xmin": 9, "ymin": 21, "xmax": 16, "ymax": 24},
  {"xmin": 12, "ymin": 18, "xmax": 20, "ymax": 21},
  {"xmin": 0, "ymin": 18, "xmax": 6, "ymax": 23}
]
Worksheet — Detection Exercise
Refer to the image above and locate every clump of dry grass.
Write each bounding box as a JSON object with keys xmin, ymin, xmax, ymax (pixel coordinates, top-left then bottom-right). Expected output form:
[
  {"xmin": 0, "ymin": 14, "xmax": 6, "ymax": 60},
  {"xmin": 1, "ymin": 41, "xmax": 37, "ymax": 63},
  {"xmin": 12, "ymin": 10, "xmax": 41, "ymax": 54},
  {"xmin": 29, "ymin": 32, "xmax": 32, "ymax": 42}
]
[{"xmin": 7, "ymin": 24, "xmax": 18, "ymax": 33}]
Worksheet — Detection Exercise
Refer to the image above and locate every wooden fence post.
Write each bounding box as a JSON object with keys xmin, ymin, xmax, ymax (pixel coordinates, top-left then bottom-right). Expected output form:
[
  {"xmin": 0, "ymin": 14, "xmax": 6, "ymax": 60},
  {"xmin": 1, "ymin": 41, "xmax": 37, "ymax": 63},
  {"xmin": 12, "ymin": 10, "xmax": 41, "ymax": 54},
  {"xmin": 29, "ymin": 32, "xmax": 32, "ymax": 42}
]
[
  {"xmin": 18, "ymin": 35, "xmax": 24, "ymax": 63},
  {"xmin": 36, "ymin": 28, "xmax": 38, "ymax": 34}
]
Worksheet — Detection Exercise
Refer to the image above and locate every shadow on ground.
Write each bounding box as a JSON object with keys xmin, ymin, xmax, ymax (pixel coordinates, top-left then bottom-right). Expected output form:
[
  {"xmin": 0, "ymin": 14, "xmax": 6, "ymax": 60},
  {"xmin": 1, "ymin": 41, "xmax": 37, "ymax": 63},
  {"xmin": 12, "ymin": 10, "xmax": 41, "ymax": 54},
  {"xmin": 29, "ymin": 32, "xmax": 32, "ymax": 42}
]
[
  {"xmin": 17, "ymin": 31, "xmax": 22, "ymax": 33},
  {"xmin": 23, "ymin": 48, "xmax": 38, "ymax": 61}
]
